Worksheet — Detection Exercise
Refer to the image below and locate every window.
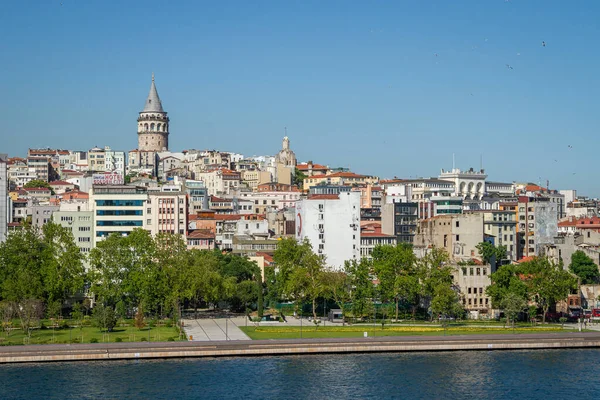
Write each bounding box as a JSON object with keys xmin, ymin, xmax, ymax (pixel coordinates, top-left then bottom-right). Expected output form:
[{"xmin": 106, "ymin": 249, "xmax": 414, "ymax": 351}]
[
  {"xmin": 479, "ymin": 288, "xmax": 483, "ymax": 294},
  {"xmin": 455, "ymin": 221, "xmax": 459, "ymax": 228},
  {"xmin": 476, "ymin": 268, "xmax": 481, "ymax": 276},
  {"xmin": 469, "ymin": 268, "xmax": 474, "ymax": 276},
  {"xmin": 78, "ymin": 237, "xmax": 90, "ymax": 242},
  {"xmin": 78, "ymin": 227, "xmax": 90, "ymax": 232},
  {"xmin": 147, "ymin": 219, "xmax": 151, "ymax": 225},
  {"xmin": 468, "ymin": 287, "xmax": 472, "ymax": 294},
  {"xmin": 319, "ymin": 233, "xmax": 324, "ymax": 240},
  {"xmin": 456, "ymin": 235, "xmax": 460, "ymax": 241}
]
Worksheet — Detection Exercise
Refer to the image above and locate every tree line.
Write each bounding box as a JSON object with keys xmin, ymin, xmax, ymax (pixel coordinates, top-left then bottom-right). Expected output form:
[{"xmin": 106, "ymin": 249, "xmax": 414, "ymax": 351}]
[
  {"xmin": 1, "ymin": 223, "xmax": 593, "ymax": 335},
  {"xmin": 0, "ymin": 223, "xmax": 262, "ymax": 334}
]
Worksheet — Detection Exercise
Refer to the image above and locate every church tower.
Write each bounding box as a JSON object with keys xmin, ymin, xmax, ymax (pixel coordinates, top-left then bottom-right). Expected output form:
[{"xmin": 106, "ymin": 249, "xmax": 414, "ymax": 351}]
[{"xmin": 137, "ymin": 74, "xmax": 169, "ymax": 152}]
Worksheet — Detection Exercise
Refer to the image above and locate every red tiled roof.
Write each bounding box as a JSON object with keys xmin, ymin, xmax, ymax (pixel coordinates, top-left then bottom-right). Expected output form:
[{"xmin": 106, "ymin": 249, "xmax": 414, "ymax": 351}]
[
  {"xmin": 361, "ymin": 232, "xmax": 396, "ymax": 238},
  {"xmin": 49, "ymin": 180, "xmax": 73, "ymax": 186},
  {"xmin": 307, "ymin": 194, "xmax": 339, "ymax": 200},
  {"xmin": 559, "ymin": 217, "xmax": 600, "ymax": 228},
  {"xmin": 210, "ymin": 195, "xmax": 232, "ymax": 203},
  {"xmin": 187, "ymin": 229, "xmax": 215, "ymax": 239},
  {"xmin": 214, "ymin": 214, "xmax": 243, "ymax": 221},
  {"xmin": 256, "ymin": 252, "xmax": 274, "ymax": 264},
  {"xmin": 24, "ymin": 187, "xmax": 51, "ymax": 192},
  {"xmin": 297, "ymin": 163, "xmax": 328, "ymax": 171}
]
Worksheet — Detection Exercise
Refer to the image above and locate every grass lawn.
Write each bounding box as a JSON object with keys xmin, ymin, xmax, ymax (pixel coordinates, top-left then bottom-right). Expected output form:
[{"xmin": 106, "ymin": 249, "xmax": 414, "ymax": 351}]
[
  {"xmin": 0, "ymin": 323, "xmax": 184, "ymax": 346},
  {"xmin": 239, "ymin": 325, "xmax": 566, "ymax": 340}
]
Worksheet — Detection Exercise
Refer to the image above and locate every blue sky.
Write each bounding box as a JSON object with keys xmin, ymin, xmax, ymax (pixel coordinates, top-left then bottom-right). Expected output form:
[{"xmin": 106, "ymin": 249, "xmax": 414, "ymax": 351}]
[{"xmin": 1, "ymin": 1, "xmax": 599, "ymax": 195}]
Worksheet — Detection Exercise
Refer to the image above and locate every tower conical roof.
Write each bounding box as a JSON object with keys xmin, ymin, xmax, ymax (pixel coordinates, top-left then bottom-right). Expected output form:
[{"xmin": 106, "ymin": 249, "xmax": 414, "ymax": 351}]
[{"xmin": 142, "ymin": 73, "xmax": 164, "ymax": 113}]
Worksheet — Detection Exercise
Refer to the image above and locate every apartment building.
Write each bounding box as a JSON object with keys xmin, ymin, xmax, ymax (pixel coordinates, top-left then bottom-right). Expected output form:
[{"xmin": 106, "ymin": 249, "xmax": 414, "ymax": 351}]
[{"xmin": 295, "ymin": 191, "xmax": 361, "ymax": 270}]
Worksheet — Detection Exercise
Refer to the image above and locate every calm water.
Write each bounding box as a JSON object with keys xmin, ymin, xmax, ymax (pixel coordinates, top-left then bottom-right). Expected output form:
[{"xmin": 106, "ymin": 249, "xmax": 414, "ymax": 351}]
[{"xmin": 1, "ymin": 349, "xmax": 599, "ymax": 399}]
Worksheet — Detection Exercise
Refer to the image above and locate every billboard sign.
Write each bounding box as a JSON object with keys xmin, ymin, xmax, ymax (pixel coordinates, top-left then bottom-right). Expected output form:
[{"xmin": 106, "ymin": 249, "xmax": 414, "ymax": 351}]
[{"xmin": 93, "ymin": 172, "xmax": 124, "ymax": 185}]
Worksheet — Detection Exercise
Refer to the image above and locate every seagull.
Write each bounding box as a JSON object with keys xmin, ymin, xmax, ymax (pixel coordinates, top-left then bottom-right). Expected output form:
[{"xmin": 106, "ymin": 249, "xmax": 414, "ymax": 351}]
[
  {"xmin": 554, "ymin": 159, "xmax": 558, "ymax": 162},
  {"xmin": 568, "ymin": 145, "xmax": 573, "ymax": 149},
  {"xmin": 542, "ymin": 41, "xmax": 546, "ymax": 47},
  {"xmin": 434, "ymin": 53, "xmax": 438, "ymax": 57},
  {"xmin": 506, "ymin": 64, "xmax": 514, "ymax": 70}
]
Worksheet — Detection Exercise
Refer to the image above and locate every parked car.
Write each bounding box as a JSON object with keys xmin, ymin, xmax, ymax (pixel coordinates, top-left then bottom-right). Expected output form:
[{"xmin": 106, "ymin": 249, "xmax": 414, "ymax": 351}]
[{"xmin": 592, "ymin": 309, "xmax": 600, "ymax": 318}]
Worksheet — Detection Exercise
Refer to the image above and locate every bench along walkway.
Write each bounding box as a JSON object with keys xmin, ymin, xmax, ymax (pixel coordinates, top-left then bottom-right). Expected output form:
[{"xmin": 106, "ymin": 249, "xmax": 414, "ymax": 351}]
[
  {"xmin": 2, "ymin": 332, "xmax": 600, "ymax": 363},
  {"xmin": 182, "ymin": 318, "xmax": 250, "ymax": 341}
]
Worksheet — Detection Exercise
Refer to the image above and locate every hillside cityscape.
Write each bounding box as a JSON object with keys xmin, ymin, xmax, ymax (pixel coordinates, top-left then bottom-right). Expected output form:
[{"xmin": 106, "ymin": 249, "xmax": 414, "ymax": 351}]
[{"xmin": 1, "ymin": 74, "xmax": 598, "ymax": 324}]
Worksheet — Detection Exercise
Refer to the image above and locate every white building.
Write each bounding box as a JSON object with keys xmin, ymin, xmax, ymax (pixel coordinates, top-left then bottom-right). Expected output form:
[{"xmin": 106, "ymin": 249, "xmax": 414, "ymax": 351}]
[
  {"xmin": 7, "ymin": 162, "xmax": 36, "ymax": 188},
  {"xmin": 439, "ymin": 168, "xmax": 487, "ymax": 200},
  {"xmin": 295, "ymin": 191, "xmax": 361, "ymax": 270}
]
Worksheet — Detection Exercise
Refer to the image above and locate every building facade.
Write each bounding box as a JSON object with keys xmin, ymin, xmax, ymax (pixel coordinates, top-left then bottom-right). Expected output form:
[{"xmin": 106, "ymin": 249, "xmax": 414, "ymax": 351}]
[
  {"xmin": 90, "ymin": 185, "xmax": 148, "ymax": 246},
  {"xmin": 381, "ymin": 201, "xmax": 419, "ymax": 243},
  {"xmin": 295, "ymin": 192, "xmax": 361, "ymax": 270}
]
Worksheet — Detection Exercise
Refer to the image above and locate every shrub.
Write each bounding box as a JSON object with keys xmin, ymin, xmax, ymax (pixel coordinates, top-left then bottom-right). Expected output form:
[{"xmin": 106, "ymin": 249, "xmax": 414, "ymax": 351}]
[
  {"xmin": 90, "ymin": 338, "xmax": 99, "ymax": 343},
  {"xmin": 70, "ymin": 338, "xmax": 80, "ymax": 344},
  {"xmin": 115, "ymin": 337, "xmax": 123, "ymax": 343},
  {"xmin": 140, "ymin": 337, "xmax": 147, "ymax": 342},
  {"xmin": 167, "ymin": 337, "xmax": 175, "ymax": 341},
  {"xmin": 165, "ymin": 321, "xmax": 173, "ymax": 328}
]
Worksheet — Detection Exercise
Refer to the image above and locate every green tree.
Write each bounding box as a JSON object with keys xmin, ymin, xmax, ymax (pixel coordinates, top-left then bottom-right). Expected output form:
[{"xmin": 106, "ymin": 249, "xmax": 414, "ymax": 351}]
[
  {"xmin": 528, "ymin": 260, "xmax": 577, "ymax": 324},
  {"xmin": 0, "ymin": 301, "xmax": 16, "ymax": 337},
  {"xmin": 40, "ymin": 222, "xmax": 85, "ymax": 305},
  {"xmin": 92, "ymin": 304, "xmax": 117, "ymax": 332},
  {"xmin": 134, "ymin": 305, "xmax": 146, "ymax": 330},
  {"xmin": 18, "ymin": 299, "xmax": 44, "ymax": 340},
  {"xmin": 417, "ymin": 247, "xmax": 453, "ymax": 319},
  {"xmin": 486, "ymin": 264, "xmax": 529, "ymax": 308},
  {"xmin": 293, "ymin": 168, "xmax": 307, "ymax": 189},
  {"xmin": 500, "ymin": 291, "xmax": 527, "ymax": 328},
  {"xmin": 345, "ymin": 258, "xmax": 374, "ymax": 321},
  {"xmin": 372, "ymin": 243, "xmax": 416, "ymax": 321},
  {"xmin": 24, "ymin": 179, "xmax": 55, "ymax": 194},
  {"xmin": 322, "ymin": 271, "xmax": 353, "ymax": 325},
  {"xmin": 395, "ymin": 274, "xmax": 421, "ymax": 319},
  {"xmin": 273, "ymin": 238, "xmax": 326, "ymax": 317},
  {"xmin": 430, "ymin": 284, "xmax": 462, "ymax": 319},
  {"xmin": 476, "ymin": 241, "xmax": 507, "ymax": 264},
  {"xmin": 569, "ymin": 250, "xmax": 600, "ymax": 284}
]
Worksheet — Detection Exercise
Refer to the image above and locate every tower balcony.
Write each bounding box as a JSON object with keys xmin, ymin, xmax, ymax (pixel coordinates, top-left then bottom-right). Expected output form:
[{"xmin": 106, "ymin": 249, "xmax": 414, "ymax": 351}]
[{"xmin": 138, "ymin": 114, "xmax": 169, "ymax": 122}]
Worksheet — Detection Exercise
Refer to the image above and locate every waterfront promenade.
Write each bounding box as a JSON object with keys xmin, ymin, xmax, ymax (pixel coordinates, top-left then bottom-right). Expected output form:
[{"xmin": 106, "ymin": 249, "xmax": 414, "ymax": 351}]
[{"xmin": 2, "ymin": 332, "xmax": 600, "ymax": 364}]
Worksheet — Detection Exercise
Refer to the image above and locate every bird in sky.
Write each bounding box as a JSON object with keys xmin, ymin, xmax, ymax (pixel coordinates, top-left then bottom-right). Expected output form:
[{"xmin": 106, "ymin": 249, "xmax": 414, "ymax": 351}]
[
  {"xmin": 568, "ymin": 145, "xmax": 573, "ymax": 149},
  {"xmin": 506, "ymin": 64, "xmax": 514, "ymax": 70},
  {"xmin": 542, "ymin": 41, "xmax": 546, "ymax": 47}
]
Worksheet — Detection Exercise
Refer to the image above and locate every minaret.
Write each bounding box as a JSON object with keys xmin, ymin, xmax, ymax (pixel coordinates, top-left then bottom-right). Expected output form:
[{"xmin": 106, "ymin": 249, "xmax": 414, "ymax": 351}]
[{"xmin": 137, "ymin": 73, "xmax": 169, "ymax": 152}]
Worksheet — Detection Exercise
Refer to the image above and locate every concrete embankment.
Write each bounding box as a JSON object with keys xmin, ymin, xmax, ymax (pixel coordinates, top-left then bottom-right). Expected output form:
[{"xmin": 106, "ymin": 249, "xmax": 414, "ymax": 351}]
[{"xmin": 2, "ymin": 332, "xmax": 600, "ymax": 364}]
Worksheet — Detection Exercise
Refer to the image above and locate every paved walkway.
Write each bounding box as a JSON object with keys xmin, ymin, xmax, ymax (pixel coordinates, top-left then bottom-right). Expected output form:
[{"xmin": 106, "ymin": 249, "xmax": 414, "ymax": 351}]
[{"xmin": 182, "ymin": 318, "xmax": 250, "ymax": 341}]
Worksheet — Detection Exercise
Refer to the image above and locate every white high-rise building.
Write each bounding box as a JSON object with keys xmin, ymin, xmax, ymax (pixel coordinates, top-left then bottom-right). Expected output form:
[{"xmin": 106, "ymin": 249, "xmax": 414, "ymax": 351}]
[{"xmin": 295, "ymin": 191, "xmax": 361, "ymax": 270}]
